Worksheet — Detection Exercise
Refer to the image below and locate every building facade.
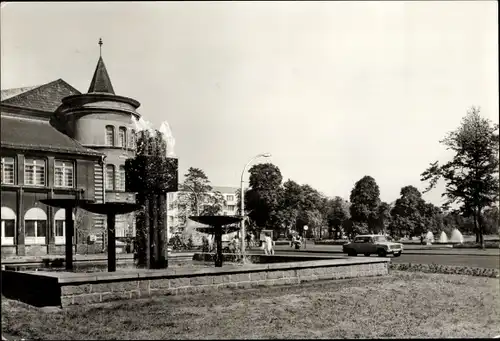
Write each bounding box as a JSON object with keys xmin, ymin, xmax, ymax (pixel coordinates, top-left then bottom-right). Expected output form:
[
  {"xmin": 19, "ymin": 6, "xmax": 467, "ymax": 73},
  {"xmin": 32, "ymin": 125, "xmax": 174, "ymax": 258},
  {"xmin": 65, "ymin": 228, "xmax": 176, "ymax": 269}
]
[
  {"xmin": 1, "ymin": 51, "xmax": 143, "ymax": 257},
  {"xmin": 166, "ymin": 186, "xmax": 239, "ymax": 235}
]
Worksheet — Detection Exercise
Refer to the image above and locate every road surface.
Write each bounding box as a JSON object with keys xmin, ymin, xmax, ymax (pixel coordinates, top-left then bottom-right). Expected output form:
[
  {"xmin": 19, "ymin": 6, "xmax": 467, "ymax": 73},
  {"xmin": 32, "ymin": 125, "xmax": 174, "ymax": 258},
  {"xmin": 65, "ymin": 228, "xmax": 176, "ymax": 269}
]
[{"xmin": 269, "ymin": 246, "xmax": 499, "ymax": 269}]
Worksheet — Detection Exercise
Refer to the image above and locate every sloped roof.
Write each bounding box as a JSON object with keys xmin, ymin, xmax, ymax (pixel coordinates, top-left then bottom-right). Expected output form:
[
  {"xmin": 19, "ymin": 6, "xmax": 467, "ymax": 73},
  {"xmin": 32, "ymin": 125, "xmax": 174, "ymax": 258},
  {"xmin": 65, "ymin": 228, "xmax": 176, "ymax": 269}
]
[
  {"xmin": 0, "ymin": 79, "xmax": 81, "ymax": 113},
  {"xmin": 212, "ymin": 186, "xmax": 239, "ymax": 194},
  {"xmin": 0, "ymin": 115, "xmax": 101, "ymax": 157},
  {"xmin": 0, "ymin": 85, "xmax": 41, "ymax": 101},
  {"xmin": 88, "ymin": 56, "xmax": 115, "ymax": 94}
]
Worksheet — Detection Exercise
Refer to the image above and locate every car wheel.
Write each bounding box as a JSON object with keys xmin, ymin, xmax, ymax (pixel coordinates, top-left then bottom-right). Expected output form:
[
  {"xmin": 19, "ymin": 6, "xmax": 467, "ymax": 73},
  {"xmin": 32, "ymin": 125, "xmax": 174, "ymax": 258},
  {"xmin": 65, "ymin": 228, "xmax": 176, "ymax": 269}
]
[
  {"xmin": 393, "ymin": 252, "xmax": 401, "ymax": 257},
  {"xmin": 364, "ymin": 253, "xmax": 370, "ymax": 257},
  {"xmin": 377, "ymin": 249, "xmax": 387, "ymax": 257},
  {"xmin": 347, "ymin": 250, "xmax": 357, "ymax": 256}
]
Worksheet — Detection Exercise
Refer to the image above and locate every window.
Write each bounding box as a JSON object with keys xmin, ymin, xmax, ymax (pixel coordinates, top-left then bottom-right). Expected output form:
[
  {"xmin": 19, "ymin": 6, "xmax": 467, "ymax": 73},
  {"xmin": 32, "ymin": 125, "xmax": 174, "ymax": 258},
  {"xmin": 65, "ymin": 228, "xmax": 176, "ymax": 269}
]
[
  {"xmin": 130, "ymin": 129, "xmax": 136, "ymax": 149},
  {"xmin": 1, "ymin": 207, "xmax": 16, "ymax": 245},
  {"xmin": 106, "ymin": 165, "xmax": 115, "ymax": 191},
  {"xmin": 54, "ymin": 209, "xmax": 75, "ymax": 244},
  {"xmin": 118, "ymin": 127, "xmax": 127, "ymax": 148},
  {"xmin": 105, "ymin": 126, "xmax": 115, "ymax": 146},
  {"xmin": 24, "ymin": 208, "xmax": 47, "ymax": 244},
  {"xmin": 115, "ymin": 218, "xmax": 126, "ymax": 237},
  {"xmin": 54, "ymin": 161, "xmax": 74, "ymax": 188},
  {"xmin": 24, "ymin": 158, "xmax": 46, "ymax": 186},
  {"xmin": 227, "ymin": 205, "xmax": 235, "ymax": 212},
  {"xmin": 116, "ymin": 166, "xmax": 126, "ymax": 191},
  {"xmin": 226, "ymin": 195, "xmax": 235, "ymax": 202},
  {"xmin": 1, "ymin": 157, "xmax": 15, "ymax": 185}
]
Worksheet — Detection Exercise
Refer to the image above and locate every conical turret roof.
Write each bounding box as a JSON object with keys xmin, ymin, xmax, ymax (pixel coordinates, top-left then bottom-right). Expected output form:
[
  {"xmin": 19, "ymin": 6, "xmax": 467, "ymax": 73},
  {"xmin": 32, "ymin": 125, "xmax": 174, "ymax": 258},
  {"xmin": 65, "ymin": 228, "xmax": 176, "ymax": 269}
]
[{"xmin": 87, "ymin": 56, "xmax": 115, "ymax": 94}]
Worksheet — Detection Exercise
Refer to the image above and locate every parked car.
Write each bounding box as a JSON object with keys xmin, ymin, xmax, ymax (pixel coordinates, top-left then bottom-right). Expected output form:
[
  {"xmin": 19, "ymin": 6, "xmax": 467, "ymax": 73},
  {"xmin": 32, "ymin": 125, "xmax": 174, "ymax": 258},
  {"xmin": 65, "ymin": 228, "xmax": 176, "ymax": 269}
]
[{"xmin": 342, "ymin": 234, "xmax": 403, "ymax": 257}]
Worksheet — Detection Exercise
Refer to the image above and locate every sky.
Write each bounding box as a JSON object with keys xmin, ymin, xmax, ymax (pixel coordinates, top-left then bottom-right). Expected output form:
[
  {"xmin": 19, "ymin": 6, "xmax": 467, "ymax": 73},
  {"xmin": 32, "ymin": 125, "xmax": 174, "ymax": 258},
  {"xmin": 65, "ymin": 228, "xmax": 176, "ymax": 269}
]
[{"xmin": 1, "ymin": 1, "xmax": 498, "ymax": 207}]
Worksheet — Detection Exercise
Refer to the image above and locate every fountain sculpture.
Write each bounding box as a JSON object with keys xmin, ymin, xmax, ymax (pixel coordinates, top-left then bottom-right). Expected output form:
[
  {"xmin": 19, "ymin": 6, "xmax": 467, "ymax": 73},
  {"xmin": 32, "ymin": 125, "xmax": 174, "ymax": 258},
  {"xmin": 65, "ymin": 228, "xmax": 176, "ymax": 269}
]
[
  {"xmin": 439, "ymin": 231, "xmax": 448, "ymax": 243},
  {"xmin": 189, "ymin": 215, "xmax": 243, "ymax": 267},
  {"xmin": 39, "ymin": 198, "xmax": 94, "ymax": 271},
  {"xmin": 79, "ymin": 202, "xmax": 142, "ymax": 272},
  {"xmin": 450, "ymin": 228, "xmax": 464, "ymax": 244},
  {"xmin": 125, "ymin": 129, "xmax": 178, "ymax": 269}
]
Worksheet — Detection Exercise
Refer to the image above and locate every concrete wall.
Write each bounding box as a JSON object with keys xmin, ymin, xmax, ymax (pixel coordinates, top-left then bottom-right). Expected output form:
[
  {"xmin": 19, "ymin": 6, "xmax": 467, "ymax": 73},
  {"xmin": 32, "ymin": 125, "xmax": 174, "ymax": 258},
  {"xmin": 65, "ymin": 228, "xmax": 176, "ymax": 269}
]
[
  {"xmin": 59, "ymin": 261, "xmax": 388, "ymax": 307},
  {"xmin": 0, "ymin": 257, "xmax": 389, "ymax": 308}
]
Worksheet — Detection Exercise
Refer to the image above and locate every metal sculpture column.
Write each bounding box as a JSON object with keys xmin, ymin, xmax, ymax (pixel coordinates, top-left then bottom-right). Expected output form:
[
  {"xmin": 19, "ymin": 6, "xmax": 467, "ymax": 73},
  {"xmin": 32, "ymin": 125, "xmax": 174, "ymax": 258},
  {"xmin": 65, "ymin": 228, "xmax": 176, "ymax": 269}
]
[
  {"xmin": 125, "ymin": 129, "xmax": 178, "ymax": 269},
  {"xmin": 39, "ymin": 198, "xmax": 94, "ymax": 271},
  {"xmin": 80, "ymin": 202, "xmax": 141, "ymax": 272}
]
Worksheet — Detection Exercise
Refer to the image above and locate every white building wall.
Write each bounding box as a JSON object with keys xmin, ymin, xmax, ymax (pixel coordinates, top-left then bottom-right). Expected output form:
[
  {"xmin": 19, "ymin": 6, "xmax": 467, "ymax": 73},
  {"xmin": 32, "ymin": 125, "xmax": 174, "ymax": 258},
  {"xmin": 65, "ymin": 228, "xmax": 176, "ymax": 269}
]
[{"xmin": 166, "ymin": 186, "xmax": 239, "ymax": 239}]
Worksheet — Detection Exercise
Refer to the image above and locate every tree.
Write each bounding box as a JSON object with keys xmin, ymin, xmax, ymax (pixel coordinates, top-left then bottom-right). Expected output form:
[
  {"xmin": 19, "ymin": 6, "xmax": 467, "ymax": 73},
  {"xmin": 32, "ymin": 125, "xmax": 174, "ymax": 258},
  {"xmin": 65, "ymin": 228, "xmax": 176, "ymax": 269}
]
[
  {"xmin": 420, "ymin": 202, "xmax": 444, "ymax": 235},
  {"xmin": 281, "ymin": 180, "xmax": 303, "ymax": 232},
  {"xmin": 181, "ymin": 167, "xmax": 213, "ymax": 217},
  {"xmin": 375, "ymin": 201, "xmax": 391, "ymax": 234},
  {"xmin": 326, "ymin": 197, "xmax": 350, "ymax": 239},
  {"xmin": 201, "ymin": 191, "xmax": 226, "ymax": 216},
  {"xmin": 421, "ymin": 107, "xmax": 499, "ymax": 248},
  {"xmin": 349, "ymin": 176, "xmax": 381, "ymax": 233},
  {"xmin": 390, "ymin": 186, "xmax": 426, "ymax": 238},
  {"xmin": 295, "ymin": 185, "xmax": 325, "ymax": 238},
  {"xmin": 482, "ymin": 206, "xmax": 499, "ymax": 235},
  {"xmin": 245, "ymin": 163, "xmax": 284, "ymax": 235}
]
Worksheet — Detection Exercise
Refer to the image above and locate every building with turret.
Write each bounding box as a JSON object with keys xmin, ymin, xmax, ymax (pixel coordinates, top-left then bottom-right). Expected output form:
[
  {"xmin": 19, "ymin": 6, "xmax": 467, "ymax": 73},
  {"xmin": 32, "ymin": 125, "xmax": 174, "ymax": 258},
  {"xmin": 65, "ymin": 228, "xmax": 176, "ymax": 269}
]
[{"xmin": 1, "ymin": 42, "xmax": 141, "ymax": 257}]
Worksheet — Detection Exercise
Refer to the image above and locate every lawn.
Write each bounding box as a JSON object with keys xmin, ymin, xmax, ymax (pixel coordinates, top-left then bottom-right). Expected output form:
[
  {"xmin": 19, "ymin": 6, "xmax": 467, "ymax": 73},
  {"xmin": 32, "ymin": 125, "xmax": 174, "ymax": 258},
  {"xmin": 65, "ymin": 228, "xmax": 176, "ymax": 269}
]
[{"xmin": 2, "ymin": 271, "xmax": 499, "ymax": 339}]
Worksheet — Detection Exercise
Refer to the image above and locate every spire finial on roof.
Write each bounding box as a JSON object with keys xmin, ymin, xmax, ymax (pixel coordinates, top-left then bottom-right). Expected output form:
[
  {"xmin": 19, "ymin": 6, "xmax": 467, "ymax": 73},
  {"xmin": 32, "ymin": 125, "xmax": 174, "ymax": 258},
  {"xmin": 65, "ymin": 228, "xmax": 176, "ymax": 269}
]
[
  {"xmin": 98, "ymin": 38, "xmax": 103, "ymax": 57},
  {"xmin": 87, "ymin": 40, "xmax": 115, "ymax": 94}
]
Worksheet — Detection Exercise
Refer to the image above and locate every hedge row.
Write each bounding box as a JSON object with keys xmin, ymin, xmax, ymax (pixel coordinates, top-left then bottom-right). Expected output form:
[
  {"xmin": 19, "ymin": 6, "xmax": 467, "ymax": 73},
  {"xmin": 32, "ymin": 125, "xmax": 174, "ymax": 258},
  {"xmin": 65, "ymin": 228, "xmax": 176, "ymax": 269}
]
[
  {"xmin": 390, "ymin": 263, "xmax": 499, "ymax": 278},
  {"xmin": 453, "ymin": 241, "xmax": 499, "ymax": 249},
  {"xmin": 314, "ymin": 240, "xmax": 350, "ymax": 245}
]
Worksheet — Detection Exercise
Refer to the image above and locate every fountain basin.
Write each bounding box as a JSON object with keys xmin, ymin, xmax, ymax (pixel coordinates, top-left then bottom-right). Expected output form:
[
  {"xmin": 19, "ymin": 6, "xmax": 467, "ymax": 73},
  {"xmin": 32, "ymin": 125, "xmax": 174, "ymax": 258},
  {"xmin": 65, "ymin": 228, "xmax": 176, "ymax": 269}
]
[{"xmin": 1, "ymin": 255, "xmax": 389, "ymax": 308}]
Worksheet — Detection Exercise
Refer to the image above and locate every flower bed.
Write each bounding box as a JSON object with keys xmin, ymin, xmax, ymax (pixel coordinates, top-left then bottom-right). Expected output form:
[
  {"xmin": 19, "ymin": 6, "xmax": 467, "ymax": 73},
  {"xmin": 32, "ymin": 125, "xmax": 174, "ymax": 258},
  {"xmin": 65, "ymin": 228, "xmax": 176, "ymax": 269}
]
[{"xmin": 390, "ymin": 263, "xmax": 499, "ymax": 278}]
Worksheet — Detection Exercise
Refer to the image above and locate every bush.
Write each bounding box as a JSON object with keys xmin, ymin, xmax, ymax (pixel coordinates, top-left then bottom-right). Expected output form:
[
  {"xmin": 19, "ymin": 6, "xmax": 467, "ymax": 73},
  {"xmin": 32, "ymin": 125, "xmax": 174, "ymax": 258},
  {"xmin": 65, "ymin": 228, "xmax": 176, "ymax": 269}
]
[
  {"xmin": 453, "ymin": 241, "xmax": 499, "ymax": 249},
  {"xmin": 314, "ymin": 239, "xmax": 350, "ymax": 245},
  {"xmin": 390, "ymin": 263, "xmax": 499, "ymax": 278}
]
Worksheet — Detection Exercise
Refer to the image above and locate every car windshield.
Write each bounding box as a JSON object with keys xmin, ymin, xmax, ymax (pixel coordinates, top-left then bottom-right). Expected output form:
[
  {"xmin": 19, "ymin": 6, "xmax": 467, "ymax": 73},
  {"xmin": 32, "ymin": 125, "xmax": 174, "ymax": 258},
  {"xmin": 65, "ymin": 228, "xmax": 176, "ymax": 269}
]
[{"xmin": 373, "ymin": 236, "xmax": 388, "ymax": 242}]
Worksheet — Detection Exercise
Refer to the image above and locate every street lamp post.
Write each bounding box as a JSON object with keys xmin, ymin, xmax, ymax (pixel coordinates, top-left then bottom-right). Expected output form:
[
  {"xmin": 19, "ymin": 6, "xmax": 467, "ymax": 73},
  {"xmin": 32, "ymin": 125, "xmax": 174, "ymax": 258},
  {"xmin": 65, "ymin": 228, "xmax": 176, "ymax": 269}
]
[{"xmin": 240, "ymin": 153, "xmax": 271, "ymax": 258}]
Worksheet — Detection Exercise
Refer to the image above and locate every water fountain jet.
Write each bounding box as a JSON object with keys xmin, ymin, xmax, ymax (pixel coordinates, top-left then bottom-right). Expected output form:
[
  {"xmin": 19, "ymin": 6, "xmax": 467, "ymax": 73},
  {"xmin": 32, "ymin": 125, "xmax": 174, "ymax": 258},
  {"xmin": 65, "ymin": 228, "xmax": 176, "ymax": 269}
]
[
  {"xmin": 439, "ymin": 231, "xmax": 448, "ymax": 243},
  {"xmin": 425, "ymin": 231, "xmax": 435, "ymax": 245},
  {"xmin": 450, "ymin": 228, "xmax": 464, "ymax": 244}
]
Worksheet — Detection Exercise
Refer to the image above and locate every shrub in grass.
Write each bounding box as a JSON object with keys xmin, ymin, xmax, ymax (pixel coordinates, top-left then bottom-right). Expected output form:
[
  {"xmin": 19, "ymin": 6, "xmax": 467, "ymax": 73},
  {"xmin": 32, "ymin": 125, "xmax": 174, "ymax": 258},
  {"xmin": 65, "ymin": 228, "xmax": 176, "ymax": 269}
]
[{"xmin": 390, "ymin": 263, "xmax": 499, "ymax": 278}]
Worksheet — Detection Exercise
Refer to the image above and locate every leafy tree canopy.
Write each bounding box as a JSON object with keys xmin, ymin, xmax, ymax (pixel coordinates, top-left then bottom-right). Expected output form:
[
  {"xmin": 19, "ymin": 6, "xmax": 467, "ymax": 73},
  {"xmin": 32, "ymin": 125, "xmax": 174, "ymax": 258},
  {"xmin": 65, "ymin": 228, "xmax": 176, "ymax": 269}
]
[
  {"xmin": 245, "ymin": 163, "xmax": 284, "ymax": 232},
  {"xmin": 349, "ymin": 175, "xmax": 381, "ymax": 230},
  {"xmin": 421, "ymin": 107, "xmax": 499, "ymax": 247}
]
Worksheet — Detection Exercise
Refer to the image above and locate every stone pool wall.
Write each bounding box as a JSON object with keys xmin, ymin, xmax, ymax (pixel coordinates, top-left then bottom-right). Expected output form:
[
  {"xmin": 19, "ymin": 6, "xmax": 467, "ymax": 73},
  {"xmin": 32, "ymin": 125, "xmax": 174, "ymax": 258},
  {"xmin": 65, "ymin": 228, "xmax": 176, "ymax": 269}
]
[{"xmin": 2, "ymin": 256, "xmax": 390, "ymax": 308}]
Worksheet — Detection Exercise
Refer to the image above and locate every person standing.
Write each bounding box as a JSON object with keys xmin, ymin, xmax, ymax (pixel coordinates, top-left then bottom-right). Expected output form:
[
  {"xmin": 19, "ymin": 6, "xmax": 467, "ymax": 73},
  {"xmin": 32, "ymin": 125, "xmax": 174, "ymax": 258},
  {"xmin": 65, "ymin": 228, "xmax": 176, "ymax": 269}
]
[{"xmin": 263, "ymin": 233, "xmax": 274, "ymax": 255}]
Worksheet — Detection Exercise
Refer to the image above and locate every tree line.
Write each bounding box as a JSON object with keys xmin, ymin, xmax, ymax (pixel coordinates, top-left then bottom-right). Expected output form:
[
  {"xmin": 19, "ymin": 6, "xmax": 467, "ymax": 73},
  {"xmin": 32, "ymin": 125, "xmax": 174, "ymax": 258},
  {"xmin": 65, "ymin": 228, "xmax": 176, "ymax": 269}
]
[{"xmin": 175, "ymin": 107, "xmax": 498, "ymax": 248}]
